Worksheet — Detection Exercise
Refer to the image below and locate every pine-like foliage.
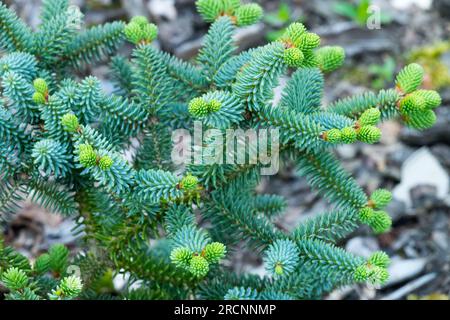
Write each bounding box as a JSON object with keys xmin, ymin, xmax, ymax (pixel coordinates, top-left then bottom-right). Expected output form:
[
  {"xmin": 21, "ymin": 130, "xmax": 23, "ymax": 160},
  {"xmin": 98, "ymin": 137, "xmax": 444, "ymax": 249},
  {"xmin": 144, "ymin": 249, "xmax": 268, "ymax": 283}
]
[
  {"xmin": 0, "ymin": 0, "xmax": 442, "ymax": 300},
  {"xmin": 0, "ymin": 241, "xmax": 84, "ymax": 300},
  {"xmin": 1, "ymin": 0, "xmax": 124, "ymax": 78}
]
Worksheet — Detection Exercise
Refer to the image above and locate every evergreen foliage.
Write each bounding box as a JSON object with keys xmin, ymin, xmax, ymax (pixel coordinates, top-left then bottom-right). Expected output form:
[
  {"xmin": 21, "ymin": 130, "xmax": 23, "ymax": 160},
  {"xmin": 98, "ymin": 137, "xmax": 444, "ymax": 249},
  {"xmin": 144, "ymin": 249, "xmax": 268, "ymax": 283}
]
[
  {"xmin": 0, "ymin": 241, "xmax": 83, "ymax": 300},
  {"xmin": 0, "ymin": 0, "xmax": 442, "ymax": 300}
]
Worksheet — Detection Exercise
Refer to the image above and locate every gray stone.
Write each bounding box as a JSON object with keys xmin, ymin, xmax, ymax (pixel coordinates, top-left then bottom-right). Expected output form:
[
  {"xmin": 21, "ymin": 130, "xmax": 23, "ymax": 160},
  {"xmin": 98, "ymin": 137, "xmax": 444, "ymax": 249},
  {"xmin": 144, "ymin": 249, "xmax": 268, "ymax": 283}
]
[
  {"xmin": 384, "ymin": 145, "xmax": 415, "ymax": 181},
  {"xmin": 391, "ymin": 0, "xmax": 432, "ymax": 10},
  {"xmin": 336, "ymin": 145, "xmax": 358, "ymax": 160},
  {"xmin": 384, "ymin": 257, "xmax": 427, "ymax": 286},
  {"xmin": 175, "ymin": 0, "xmax": 196, "ymax": 4},
  {"xmin": 159, "ymin": 12, "xmax": 195, "ymax": 50},
  {"xmin": 314, "ymin": 22, "xmax": 402, "ymax": 58},
  {"xmin": 432, "ymin": 231, "xmax": 448, "ymax": 250},
  {"xmin": 392, "ymin": 229, "xmax": 422, "ymax": 254},
  {"xmin": 410, "ymin": 184, "xmax": 440, "ymax": 209},
  {"xmin": 148, "ymin": 0, "xmax": 177, "ymax": 21},
  {"xmin": 392, "ymin": 147, "xmax": 449, "ymax": 207},
  {"xmin": 120, "ymin": 0, "xmax": 148, "ymax": 18},
  {"xmin": 385, "ymin": 199, "xmax": 407, "ymax": 222},
  {"xmin": 432, "ymin": 0, "xmax": 450, "ymax": 18},
  {"xmin": 43, "ymin": 219, "xmax": 81, "ymax": 247},
  {"xmin": 234, "ymin": 23, "xmax": 266, "ymax": 51},
  {"xmin": 85, "ymin": 9, "xmax": 126, "ymax": 25}
]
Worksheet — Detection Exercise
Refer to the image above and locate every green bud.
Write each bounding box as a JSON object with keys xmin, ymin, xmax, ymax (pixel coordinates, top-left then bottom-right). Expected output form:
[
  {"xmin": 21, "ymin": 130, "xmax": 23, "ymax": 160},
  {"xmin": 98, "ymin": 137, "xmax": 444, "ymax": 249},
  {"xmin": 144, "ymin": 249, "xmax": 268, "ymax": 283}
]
[
  {"xmin": 369, "ymin": 211, "xmax": 392, "ymax": 234},
  {"xmin": 358, "ymin": 207, "xmax": 374, "ymax": 224},
  {"xmin": 370, "ymin": 189, "xmax": 392, "ymax": 209},
  {"xmin": 405, "ymin": 109, "xmax": 437, "ymax": 130},
  {"xmin": 56, "ymin": 275, "xmax": 83, "ymax": 299},
  {"xmin": 235, "ymin": 4, "xmax": 263, "ymax": 27},
  {"xmin": 368, "ymin": 251, "xmax": 390, "ymax": 268},
  {"xmin": 224, "ymin": 0, "xmax": 241, "ymax": 13},
  {"xmin": 61, "ymin": 113, "xmax": 79, "ymax": 133},
  {"xmin": 340, "ymin": 127, "xmax": 357, "ymax": 144},
  {"xmin": 283, "ymin": 22, "xmax": 307, "ymax": 45},
  {"xmin": 357, "ymin": 126, "xmax": 381, "ymax": 144},
  {"xmin": 78, "ymin": 144, "xmax": 93, "ymax": 154},
  {"xmin": 367, "ymin": 266, "xmax": 389, "ymax": 285},
  {"xmin": 395, "ymin": 63, "xmax": 424, "ymax": 94},
  {"xmin": 274, "ymin": 263, "xmax": 284, "ymax": 275},
  {"xmin": 1, "ymin": 267, "xmax": 28, "ymax": 291},
  {"xmin": 324, "ymin": 128, "xmax": 341, "ymax": 143},
  {"xmin": 297, "ymin": 32, "xmax": 321, "ymax": 51},
  {"xmin": 188, "ymin": 97, "xmax": 210, "ymax": 117},
  {"xmin": 33, "ymin": 78, "xmax": 48, "ymax": 94},
  {"xmin": 196, "ymin": 0, "xmax": 225, "ymax": 22},
  {"xmin": 180, "ymin": 174, "xmax": 199, "ymax": 191},
  {"xmin": 283, "ymin": 47, "xmax": 304, "ymax": 68},
  {"xmin": 170, "ymin": 247, "xmax": 193, "ymax": 269},
  {"xmin": 354, "ymin": 265, "xmax": 369, "ymax": 282},
  {"xmin": 204, "ymin": 242, "xmax": 226, "ymax": 263},
  {"xmin": 399, "ymin": 94, "xmax": 426, "ymax": 115},
  {"xmin": 207, "ymin": 100, "xmax": 222, "ymax": 112},
  {"xmin": 315, "ymin": 46, "xmax": 345, "ymax": 73},
  {"xmin": 32, "ymin": 91, "xmax": 46, "ymax": 104},
  {"xmin": 413, "ymin": 90, "xmax": 442, "ymax": 109},
  {"xmin": 124, "ymin": 22, "xmax": 143, "ymax": 44},
  {"xmin": 130, "ymin": 16, "xmax": 149, "ymax": 28},
  {"xmin": 355, "ymin": 264, "xmax": 389, "ymax": 285},
  {"xmin": 141, "ymin": 23, "xmax": 158, "ymax": 42},
  {"xmin": 98, "ymin": 155, "xmax": 113, "ymax": 170},
  {"xmin": 301, "ymin": 50, "xmax": 319, "ymax": 68},
  {"xmin": 78, "ymin": 144, "xmax": 97, "ymax": 168},
  {"xmin": 359, "ymin": 108, "xmax": 381, "ymax": 126},
  {"xmin": 189, "ymin": 255, "xmax": 209, "ymax": 278}
]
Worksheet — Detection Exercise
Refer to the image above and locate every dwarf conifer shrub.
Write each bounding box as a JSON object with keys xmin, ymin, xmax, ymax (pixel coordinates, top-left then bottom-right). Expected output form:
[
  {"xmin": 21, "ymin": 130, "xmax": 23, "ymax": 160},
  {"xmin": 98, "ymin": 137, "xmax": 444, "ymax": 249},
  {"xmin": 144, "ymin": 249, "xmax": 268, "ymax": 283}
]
[{"xmin": 0, "ymin": 0, "xmax": 442, "ymax": 300}]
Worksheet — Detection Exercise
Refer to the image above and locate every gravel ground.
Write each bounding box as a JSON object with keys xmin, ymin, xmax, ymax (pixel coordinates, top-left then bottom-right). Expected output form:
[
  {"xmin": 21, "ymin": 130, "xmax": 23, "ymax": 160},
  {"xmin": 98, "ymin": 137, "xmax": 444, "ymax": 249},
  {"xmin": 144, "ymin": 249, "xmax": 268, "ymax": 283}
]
[{"xmin": 3, "ymin": 0, "xmax": 450, "ymax": 300}]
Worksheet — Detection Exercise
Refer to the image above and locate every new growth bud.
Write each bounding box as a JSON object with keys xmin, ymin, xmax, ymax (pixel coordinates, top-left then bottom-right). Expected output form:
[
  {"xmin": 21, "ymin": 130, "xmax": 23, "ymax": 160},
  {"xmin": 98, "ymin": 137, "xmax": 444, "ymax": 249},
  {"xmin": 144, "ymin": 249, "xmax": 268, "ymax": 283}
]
[
  {"xmin": 124, "ymin": 16, "xmax": 158, "ymax": 45},
  {"xmin": 61, "ymin": 113, "xmax": 79, "ymax": 133}
]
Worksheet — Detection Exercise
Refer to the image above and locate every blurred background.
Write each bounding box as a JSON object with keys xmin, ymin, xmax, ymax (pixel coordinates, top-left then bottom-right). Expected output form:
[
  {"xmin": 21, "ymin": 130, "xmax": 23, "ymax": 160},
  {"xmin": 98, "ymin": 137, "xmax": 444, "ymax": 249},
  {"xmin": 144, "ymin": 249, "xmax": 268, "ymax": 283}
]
[{"xmin": 2, "ymin": 0, "xmax": 450, "ymax": 300}]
